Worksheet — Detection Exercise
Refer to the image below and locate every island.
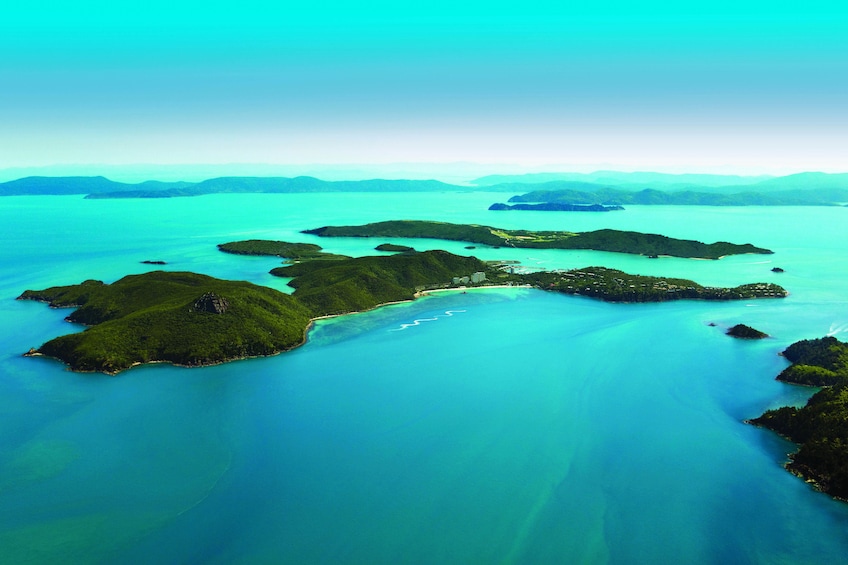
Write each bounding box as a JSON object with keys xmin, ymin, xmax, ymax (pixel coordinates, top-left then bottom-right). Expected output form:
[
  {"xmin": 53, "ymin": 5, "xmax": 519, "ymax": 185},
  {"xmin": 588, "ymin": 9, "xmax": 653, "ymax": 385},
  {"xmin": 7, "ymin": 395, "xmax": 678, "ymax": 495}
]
[
  {"xmin": 375, "ymin": 243, "xmax": 415, "ymax": 252},
  {"xmin": 18, "ymin": 271, "xmax": 313, "ymax": 374},
  {"xmin": 509, "ymin": 267, "xmax": 786, "ymax": 302},
  {"xmin": 726, "ymin": 324, "xmax": 769, "ymax": 339},
  {"xmin": 141, "ymin": 260, "xmax": 167, "ymax": 265},
  {"xmin": 748, "ymin": 337, "xmax": 848, "ymax": 500},
  {"xmin": 19, "ymin": 248, "xmax": 788, "ymax": 374},
  {"xmin": 488, "ymin": 203, "xmax": 624, "ymax": 212},
  {"xmin": 217, "ymin": 239, "xmax": 349, "ymax": 261},
  {"xmin": 271, "ymin": 249, "xmax": 489, "ymax": 316},
  {"xmin": 302, "ymin": 220, "xmax": 773, "ymax": 260}
]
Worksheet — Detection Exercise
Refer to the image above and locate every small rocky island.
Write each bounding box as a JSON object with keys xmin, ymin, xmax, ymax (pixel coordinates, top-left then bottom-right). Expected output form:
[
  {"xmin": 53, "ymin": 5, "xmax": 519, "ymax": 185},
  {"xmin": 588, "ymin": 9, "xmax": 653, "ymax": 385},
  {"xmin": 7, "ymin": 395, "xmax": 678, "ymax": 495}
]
[
  {"xmin": 748, "ymin": 336, "xmax": 848, "ymax": 500},
  {"xmin": 375, "ymin": 243, "xmax": 415, "ymax": 252},
  {"xmin": 303, "ymin": 220, "xmax": 774, "ymax": 260},
  {"xmin": 726, "ymin": 324, "xmax": 769, "ymax": 339}
]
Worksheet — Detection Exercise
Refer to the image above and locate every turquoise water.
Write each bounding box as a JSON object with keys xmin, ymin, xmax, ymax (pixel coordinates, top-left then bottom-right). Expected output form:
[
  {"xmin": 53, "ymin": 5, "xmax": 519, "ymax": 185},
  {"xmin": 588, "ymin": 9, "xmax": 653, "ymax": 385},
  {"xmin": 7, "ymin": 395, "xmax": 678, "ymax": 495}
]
[{"xmin": 1, "ymin": 194, "xmax": 848, "ymax": 563}]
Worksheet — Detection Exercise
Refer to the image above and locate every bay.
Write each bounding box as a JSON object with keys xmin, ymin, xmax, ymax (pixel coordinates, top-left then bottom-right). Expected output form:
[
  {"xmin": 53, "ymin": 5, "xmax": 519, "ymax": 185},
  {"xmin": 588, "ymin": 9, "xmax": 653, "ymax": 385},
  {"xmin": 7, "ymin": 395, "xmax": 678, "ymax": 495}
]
[{"xmin": 1, "ymin": 193, "xmax": 847, "ymax": 563}]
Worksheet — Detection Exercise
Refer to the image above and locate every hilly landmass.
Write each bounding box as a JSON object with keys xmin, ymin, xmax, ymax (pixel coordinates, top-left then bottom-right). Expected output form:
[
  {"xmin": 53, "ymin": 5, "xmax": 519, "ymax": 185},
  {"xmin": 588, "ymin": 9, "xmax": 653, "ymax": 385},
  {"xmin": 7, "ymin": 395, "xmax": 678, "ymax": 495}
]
[
  {"xmin": 18, "ymin": 272, "xmax": 313, "ymax": 374},
  {"xmin": 2, "ymin": 172, "xmax": 848, "ymax": 205},
  {"xmin": 302, "ymin": 220, "xmax": 773, "ymax": 259},
  {"xmin": 0, "ymin": 176, "xmax": 192, "ymax": 196},
  {"xmin": 749, "ymin": 337, "xmax": 848, "ymax": 500},
  {"xmin": 472, "ymin": 170, "xmax": 775, "ymax": 188},
  {"xmin": 502, "ymin": 183, "xmax": 848, "ymax": 207},
  {"xmin": 0, "ymin": 175, "xmax": 468, "ymax": 197},
  {"xmin": 271, "ymin": 250, "xmax": 488, "ymax": 316}
]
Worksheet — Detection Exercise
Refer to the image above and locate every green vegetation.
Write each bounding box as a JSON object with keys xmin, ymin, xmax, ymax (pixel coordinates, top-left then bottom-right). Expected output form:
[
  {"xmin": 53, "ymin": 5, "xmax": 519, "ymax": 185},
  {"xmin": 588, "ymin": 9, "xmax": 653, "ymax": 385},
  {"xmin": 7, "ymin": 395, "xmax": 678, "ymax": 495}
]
[
  {"xmin": 217, "ymin": 239, "xmax": 349, "ymax": 261},
  {"xmin": 749, "ymin": 337, "xmax": 848, "ymax": 500},
  {"xmin": 375, "ymin": 243, "xmax": 415, "ymax": 252},
  {"xmin": 304, "ymin": 220, "xmax": 773, "ymax": 259},
  {"xmin": 726, "ymin": 324, "xmax": 769, "ymax": 339},
  {"xmin": 272, "ymin": 250, "xmax": 487, "ymax": 316},
  {"xmin": 507, "ymin": 267, "xmax": 786, "ymax": 302},
  {"xmin": 776, "ymin": 337, "xmax": 848, "ymax": 387},
  {"xmin": 20, "ymin": 249, "xmax": 787, "ymax": 374},
  {"xmin": 305, "ymin": 220, "xmax": 507, "ymax": 246},
  {"xmin": 18, "ymin": 271, "xmax": 313, "ymax": 374}
]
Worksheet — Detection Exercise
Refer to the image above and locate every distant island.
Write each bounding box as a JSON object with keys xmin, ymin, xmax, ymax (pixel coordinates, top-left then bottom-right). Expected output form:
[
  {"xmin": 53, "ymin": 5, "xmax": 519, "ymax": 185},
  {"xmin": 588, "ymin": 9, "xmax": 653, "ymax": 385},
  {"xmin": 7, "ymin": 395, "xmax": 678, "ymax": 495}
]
[
  {"xmin": 489, "ymin": 203, "xmax": 624, "ymax": 212},
  {"xmin": 2, "ymin": 171, "xmax": 848, "ymax": 206},
  {"xmin": 302, "ymin": 220, "xmax": 773, "ymax": 260},
  {"xmin": 476, "ymin": 171, "xmax": 848, "ymax": 207},
  {"xmin": 502, "ymin": 185, "xmax": 848, "ymax": 207},
  {"xmin": 217, "ymin": 239, "xmax": 349, "ymax": 261},
  {"xmin": 375, "ymin": 243, "xmax": 415, "ymax": 252},
  {"xmin": 748, "ymin": 337, "xmax": 848, "ymax": 500},
  {"xmin": 20, "ymin": 247, "xmax": 787, "ymax": 373}
]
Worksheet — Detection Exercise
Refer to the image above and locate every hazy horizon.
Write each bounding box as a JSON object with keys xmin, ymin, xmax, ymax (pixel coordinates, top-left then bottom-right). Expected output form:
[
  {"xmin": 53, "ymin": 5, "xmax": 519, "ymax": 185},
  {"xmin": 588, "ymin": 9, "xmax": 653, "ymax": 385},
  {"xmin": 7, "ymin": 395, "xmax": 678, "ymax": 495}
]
[{"xmin": 1, "ymin": 162, "xmax": 845, "ymax": 185}]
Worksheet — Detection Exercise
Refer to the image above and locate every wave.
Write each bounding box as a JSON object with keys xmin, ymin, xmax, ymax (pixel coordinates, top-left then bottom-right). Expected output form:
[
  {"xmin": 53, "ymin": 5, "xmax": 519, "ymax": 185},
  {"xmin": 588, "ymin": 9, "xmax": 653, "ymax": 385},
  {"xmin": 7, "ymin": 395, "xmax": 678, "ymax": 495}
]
[
  {"xmin": 827, "ymin": 322, "xmax": 848, "ymax": 336},
  {"xmin": 391, "ymin": 309, "xmax": 467, "ymax": 331}
]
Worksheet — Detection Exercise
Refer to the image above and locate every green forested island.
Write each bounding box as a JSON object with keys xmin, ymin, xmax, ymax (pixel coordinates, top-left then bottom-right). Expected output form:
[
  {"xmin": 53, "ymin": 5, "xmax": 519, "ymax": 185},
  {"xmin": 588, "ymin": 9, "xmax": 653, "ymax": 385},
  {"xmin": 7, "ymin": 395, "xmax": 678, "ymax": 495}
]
[
  {"xmin": 272, "ymin": 250, "xmax": 488, "ymax": 316},
  {"xmin": 18, "ymin": 272, "xmax": 313, "ymax": 374},
  {"xmin": 20, "ymin": 246, "xmax": 787, "ymax": 373},
  {"xmin": 516, "ymin": 267, "xmax": 786, "ymax": 302},
  {"xmin": 375, "ymin": 243, "xmax": 415, "ymax": 252},
  {"xmin": 217, "ymin": 239, "xmax": 349, "ymax": 261},
  {"xmin": 303, "ymin": 220, "xmax": 772, "ymax": 259},
  {"xmin": 749, "ymin": 337, "xmax": 848, "ymax": 500}
]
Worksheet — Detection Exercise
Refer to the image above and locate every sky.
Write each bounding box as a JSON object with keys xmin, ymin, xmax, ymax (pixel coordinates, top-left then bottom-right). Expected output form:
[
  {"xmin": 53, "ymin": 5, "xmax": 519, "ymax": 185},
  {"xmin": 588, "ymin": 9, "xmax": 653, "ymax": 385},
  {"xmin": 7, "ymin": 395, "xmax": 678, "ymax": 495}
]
[{"xmin": 1, "ymin": 1, "xmax": 847, "ymax": 177}]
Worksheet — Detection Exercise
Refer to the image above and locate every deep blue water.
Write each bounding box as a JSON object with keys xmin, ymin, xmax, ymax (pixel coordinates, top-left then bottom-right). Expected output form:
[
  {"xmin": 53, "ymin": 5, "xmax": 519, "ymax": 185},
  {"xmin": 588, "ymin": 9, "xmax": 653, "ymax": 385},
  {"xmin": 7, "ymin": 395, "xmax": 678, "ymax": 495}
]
[{"xmin": 1, "ymin": 194, "xmax": 847, "ymax": 563}]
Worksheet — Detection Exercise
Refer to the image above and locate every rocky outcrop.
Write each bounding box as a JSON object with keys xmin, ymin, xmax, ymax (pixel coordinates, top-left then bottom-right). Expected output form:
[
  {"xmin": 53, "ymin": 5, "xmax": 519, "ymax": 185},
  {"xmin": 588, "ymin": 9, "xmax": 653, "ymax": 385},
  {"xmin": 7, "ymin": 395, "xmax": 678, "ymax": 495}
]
[
  {"xmin": 726, "ymin": 324, "xmax": 768, "ymax": 339},
  {"xmin": 194, "ymin": 292, "xmax": 230, "ymax": 314}
]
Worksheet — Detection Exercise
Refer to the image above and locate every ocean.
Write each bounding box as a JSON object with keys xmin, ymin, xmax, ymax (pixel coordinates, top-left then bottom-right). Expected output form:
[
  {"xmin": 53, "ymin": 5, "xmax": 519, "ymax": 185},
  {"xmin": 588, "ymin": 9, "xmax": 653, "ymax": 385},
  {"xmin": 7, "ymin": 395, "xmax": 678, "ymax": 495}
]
[{"xmin": 1, "ymin": 193, "xmax": 847, "ymax": 563}]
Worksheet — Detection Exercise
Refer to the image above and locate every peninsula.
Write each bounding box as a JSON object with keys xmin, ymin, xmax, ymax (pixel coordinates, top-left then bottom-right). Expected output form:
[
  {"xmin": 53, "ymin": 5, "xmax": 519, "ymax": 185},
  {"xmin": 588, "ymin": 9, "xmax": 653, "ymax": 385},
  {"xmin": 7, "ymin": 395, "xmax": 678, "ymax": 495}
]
[
  {"xmin": 748, "ymin": 337, "xmax": 848, "ymax": 500},
  {"xmin": 20, "ymin": 248, "xmax": 787, "ymax": 374},
  {"xmin": 302, "ymin": 220, "xmax": 772, "ymax": 259}
]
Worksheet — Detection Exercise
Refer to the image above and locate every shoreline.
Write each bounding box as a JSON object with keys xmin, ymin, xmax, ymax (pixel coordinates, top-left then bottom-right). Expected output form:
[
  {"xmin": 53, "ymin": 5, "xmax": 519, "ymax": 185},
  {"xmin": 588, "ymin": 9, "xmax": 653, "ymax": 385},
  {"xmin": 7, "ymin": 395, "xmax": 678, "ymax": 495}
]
[
  {"xmin": 29, "ymin": 283, "xmax": 534, "ymax": 375},
  {"xmin": 413, "ymin": 283, "xmax": 533, "ymax": 298}
]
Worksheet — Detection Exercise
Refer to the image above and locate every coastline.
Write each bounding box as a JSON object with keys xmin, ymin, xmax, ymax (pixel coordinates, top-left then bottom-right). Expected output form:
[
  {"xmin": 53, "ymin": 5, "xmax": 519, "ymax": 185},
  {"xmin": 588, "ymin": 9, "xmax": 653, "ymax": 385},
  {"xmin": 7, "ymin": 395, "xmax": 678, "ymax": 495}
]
[
  {"xmin": 414, "ymin": 283, "xmax": 533, "ymax": 298},
  {"xmin": 28, "ymin": 283, "xmax": 534, "ymax": 375}
]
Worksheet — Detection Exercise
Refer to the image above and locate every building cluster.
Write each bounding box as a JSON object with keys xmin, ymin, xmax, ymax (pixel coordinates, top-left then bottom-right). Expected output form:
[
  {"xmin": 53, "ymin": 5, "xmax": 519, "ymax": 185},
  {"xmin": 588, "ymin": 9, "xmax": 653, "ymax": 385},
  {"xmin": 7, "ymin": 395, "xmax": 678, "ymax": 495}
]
[{"xmin": 452, "ymin": 272, "xmax": 487, "ymax": 285}]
